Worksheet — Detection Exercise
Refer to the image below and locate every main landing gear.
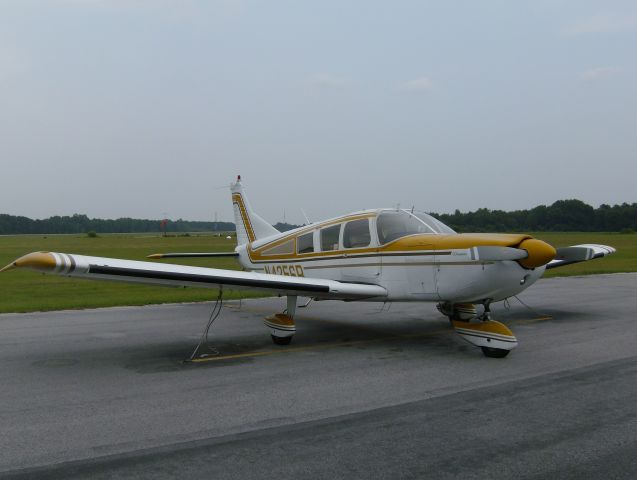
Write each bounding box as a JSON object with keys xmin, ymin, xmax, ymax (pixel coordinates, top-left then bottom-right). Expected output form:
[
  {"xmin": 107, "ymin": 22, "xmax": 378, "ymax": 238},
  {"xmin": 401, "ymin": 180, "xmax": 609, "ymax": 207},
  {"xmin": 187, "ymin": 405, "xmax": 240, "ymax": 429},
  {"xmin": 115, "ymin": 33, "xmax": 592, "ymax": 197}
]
[
  {"xmin": 264, "ymin": 295, "xmax": 297, "ymax": 345},
  {"xmin": 438, "ymin": 301, "xmax": 518, "ymax": 358}
]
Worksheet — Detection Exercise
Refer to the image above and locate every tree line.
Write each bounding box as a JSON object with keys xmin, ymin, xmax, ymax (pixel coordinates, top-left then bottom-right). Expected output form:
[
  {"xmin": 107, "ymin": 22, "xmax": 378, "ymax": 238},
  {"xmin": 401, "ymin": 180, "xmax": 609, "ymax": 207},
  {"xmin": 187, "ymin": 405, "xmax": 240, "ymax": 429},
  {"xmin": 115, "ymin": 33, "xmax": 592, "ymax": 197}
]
[
  {"xmin": 0, "ymin": 214, "xmax": 234, "ymax": 235},
  {"xmin": 432, "ymin": 199, "xmax": 636, "ymax": 233},
  {"xmin": 0, "ymin": 200, "xmax": 635, "ymax": 235}
]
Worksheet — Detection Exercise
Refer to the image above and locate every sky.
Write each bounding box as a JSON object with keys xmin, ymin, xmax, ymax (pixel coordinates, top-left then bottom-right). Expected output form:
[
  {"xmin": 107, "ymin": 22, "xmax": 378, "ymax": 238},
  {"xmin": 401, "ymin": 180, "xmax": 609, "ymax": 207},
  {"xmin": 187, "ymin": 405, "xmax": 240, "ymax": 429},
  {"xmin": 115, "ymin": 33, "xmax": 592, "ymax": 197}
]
[{"xmin": 0, "ymin": 0, "xmax": 635, "ymax": 225}]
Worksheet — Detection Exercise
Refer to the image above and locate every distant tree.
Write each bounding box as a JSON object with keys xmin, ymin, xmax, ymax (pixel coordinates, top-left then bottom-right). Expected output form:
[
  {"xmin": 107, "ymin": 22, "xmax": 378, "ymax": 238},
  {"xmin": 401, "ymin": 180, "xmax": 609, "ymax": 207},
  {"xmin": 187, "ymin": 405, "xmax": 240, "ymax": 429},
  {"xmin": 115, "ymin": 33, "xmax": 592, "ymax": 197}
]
[
  {"xmin": 1, "ymin": 200, "xmax": 637, "ymax": 235},
  {"xmin": 430, "ymin": 200, "xmax": 637, "ymax": 232}
]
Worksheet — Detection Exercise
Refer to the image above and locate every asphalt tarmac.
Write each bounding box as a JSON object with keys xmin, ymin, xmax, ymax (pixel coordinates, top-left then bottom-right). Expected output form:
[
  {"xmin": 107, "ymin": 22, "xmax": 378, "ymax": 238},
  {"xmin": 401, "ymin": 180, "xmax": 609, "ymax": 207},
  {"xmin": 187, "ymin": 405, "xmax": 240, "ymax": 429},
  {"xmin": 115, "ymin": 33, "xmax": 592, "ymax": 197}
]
[{"xmin": 1, "ymin": 274, "xmax": 636, "ymax": 479}]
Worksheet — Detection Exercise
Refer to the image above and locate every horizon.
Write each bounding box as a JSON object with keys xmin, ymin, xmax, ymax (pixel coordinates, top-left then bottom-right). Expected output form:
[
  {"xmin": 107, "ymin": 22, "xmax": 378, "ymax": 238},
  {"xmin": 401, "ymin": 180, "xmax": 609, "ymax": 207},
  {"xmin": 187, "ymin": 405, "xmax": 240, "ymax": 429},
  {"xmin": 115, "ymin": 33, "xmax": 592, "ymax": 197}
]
[{"xmin": 2, "ymin": 197, "xmax": 633, "ymax": 224}]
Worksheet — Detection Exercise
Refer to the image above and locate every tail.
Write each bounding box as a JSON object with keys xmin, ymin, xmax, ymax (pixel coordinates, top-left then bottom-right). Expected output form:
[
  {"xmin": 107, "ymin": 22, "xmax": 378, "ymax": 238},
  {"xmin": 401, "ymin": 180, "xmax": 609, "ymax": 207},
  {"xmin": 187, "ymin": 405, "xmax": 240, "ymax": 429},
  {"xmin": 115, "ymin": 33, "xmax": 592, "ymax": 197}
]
[{"xmin": 231, "ymin": 175, "xmax": 280, "ymax": 245}]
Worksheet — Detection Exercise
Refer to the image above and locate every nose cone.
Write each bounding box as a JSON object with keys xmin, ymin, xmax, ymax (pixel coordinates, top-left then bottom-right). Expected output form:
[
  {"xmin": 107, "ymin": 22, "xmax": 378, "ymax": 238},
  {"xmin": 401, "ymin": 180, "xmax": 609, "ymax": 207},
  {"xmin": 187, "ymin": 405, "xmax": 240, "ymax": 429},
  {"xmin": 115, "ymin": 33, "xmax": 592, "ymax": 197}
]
[{"xmin": 517, "ymin": 239, "xmax": 557, "ymax": 269}]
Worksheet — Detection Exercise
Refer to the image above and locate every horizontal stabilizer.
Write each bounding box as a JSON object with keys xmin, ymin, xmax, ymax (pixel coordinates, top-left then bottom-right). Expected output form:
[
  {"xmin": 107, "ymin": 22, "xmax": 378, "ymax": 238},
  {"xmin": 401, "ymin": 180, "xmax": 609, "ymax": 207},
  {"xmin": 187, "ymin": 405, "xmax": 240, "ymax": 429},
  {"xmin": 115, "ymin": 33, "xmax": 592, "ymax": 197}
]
[
  {"xmin": 547, "ymin": 244, "xmax": 616, "ymax": 270},
  {"xmin": 147, "ymin": 252, "xmax": 239, "ymax": 259}
]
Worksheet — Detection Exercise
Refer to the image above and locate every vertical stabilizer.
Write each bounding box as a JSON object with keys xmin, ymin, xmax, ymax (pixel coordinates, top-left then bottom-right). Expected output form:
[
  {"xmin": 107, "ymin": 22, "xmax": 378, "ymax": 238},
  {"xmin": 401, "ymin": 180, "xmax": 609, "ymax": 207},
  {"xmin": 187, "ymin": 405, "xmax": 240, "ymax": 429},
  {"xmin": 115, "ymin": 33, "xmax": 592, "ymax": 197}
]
[{"xmin": 231, "ymin": 176, "xmax": 280, "ymax": 245}]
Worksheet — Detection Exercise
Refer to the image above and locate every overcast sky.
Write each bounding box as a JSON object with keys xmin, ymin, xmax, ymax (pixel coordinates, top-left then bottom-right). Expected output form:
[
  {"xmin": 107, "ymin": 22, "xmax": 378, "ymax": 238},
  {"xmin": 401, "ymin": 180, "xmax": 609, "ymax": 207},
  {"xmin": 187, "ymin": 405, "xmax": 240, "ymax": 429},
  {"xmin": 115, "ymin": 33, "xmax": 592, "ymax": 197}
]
[{"xmin": 1, "ymin": 0, "xmax": 635, "ymax": 225}]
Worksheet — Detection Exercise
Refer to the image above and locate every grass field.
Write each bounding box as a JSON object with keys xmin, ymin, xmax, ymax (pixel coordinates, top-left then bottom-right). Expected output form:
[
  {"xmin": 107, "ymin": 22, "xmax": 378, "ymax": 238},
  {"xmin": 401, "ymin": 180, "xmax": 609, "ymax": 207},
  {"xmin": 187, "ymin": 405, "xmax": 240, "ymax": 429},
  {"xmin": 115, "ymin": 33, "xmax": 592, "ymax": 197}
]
[
  {"xmin": 0, "ymin": 231, "xmax": 634, "ymax": 313},
  {"xmin": 532, "ymin": 232, "xmax": 637, "ymax": 277},
  {"xmin": 0, "ymin": 233, "xmax": 252, "ymax": 314}
]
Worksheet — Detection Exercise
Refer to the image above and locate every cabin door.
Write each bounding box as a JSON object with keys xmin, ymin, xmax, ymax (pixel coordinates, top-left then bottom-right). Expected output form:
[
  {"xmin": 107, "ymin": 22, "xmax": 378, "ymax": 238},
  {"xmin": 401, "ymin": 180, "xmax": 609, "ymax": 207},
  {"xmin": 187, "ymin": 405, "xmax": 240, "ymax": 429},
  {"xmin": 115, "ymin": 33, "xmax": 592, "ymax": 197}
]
[{"xmin": 340, "ymin": 218, "xmax": 381, "ymax": 284}]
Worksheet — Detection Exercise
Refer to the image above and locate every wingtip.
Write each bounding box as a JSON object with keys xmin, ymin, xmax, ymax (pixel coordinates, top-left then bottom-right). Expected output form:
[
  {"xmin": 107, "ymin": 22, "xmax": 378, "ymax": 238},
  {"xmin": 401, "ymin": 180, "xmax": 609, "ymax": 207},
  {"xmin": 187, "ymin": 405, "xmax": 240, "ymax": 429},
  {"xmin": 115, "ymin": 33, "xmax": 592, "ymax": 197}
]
[
  {"xmin": 1, "ymin": 252, "xmax": 57, "ymax": 272},
  {"xmin": 0, "ymin": 262, "xmax": 17, "ymax": 273},
  {"xmin": 147, "ymin": 253, "xmax": 163, "ymax": 259}
]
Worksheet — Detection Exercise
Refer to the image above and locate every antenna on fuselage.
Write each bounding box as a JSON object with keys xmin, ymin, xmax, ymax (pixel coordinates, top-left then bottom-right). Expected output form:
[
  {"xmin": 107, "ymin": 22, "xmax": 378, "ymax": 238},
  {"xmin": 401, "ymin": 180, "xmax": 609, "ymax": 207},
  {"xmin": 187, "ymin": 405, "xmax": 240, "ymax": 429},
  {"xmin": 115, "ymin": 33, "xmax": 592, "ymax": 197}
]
[{"xmin": 301, "ymin": 208, "xmax": 311, "ymax": 225}]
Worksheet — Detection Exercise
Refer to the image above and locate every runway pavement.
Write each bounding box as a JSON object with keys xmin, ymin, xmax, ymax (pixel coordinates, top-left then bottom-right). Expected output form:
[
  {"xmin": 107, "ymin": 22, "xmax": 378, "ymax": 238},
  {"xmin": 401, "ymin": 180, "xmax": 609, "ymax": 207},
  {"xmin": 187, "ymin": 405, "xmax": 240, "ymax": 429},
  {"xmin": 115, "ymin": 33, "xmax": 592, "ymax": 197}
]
[{"xmin": 0, "ymin": 274, "xmax": 636, "ymax": 479}]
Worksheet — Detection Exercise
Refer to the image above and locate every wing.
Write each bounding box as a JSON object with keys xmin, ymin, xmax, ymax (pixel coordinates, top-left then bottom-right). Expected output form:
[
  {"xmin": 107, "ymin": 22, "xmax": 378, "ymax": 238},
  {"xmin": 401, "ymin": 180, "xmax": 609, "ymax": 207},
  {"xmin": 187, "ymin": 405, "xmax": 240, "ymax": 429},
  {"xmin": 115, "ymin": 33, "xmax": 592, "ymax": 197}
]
[
  {"xmin": 1, "ymin": 252, "xmax": 387, "ymax": 300},
  {"xmin": 546, "ymin": 244, "xmax": 616, "ymax": 270},
  {"xmin": 147, "ymin": 252, "xmax": 240, "ymax": 259}
]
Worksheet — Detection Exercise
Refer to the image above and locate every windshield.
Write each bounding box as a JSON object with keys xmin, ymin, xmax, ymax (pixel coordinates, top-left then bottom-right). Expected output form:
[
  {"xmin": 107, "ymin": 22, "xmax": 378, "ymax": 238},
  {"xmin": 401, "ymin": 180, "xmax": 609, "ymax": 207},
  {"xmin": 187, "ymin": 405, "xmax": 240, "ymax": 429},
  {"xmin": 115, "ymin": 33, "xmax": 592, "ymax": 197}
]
[
  {"xmin": 376, "ymin": 210, "xmax": 455, "ymax": 244},
  {"xmin": 412, "ymin": 211, "xmax": 456, "ymax": 235}
]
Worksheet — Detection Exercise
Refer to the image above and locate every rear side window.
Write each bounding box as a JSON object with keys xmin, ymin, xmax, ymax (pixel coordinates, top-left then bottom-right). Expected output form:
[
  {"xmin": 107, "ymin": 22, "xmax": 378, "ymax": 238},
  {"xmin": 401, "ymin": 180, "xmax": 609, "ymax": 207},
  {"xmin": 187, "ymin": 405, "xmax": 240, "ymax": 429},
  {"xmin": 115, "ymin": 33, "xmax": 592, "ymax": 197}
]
[
  {"xmin": 262, "ymin": 239, "xmax": 294, "ymax": 256},
  {"xmin": 297, "ymin": 232, "xmax": 314, "ymax": 254},
  {"xmin": 320, "ymin": 225, "xmax": 341, "ymax": 251},
  {"xmin": 343, "ymin": 219, "xmax": 371, "ymax": 248}
]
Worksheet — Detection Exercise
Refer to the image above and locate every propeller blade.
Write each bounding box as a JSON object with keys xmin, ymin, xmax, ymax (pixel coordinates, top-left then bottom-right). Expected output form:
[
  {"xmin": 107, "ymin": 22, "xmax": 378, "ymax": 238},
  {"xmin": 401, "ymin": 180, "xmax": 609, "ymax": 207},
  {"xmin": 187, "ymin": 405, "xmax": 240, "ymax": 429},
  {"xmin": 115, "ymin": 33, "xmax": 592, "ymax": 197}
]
[{"xmin": 472, "ymin": 246, "xmax": 528, "ymax": 262}]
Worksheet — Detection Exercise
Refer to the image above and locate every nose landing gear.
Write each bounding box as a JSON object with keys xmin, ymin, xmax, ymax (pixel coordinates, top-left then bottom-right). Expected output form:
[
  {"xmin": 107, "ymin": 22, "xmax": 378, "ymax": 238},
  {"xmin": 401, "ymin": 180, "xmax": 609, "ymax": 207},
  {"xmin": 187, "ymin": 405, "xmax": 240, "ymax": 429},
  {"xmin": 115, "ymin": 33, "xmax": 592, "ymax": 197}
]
[{"xmin": 438, "ymin": 301, "xmax": 518, "ymax": 358}]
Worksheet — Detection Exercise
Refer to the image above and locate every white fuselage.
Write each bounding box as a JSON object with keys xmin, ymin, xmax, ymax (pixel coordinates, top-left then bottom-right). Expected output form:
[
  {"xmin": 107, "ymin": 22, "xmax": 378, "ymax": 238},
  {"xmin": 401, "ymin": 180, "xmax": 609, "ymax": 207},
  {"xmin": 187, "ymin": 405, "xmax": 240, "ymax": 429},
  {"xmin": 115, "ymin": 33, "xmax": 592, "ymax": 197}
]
[{"xmin": 235, "ymin": 209, "xmax": 545, "ymax": 304}]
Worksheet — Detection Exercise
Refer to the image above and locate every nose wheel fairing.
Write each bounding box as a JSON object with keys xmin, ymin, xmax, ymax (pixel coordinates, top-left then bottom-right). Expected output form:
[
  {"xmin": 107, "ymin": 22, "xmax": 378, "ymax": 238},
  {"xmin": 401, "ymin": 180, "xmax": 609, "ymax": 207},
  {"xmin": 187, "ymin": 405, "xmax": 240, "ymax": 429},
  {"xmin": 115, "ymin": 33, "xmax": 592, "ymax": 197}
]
[{"xmin": 452, "ymin": 319, "xmax": 518, "ymax": 356}]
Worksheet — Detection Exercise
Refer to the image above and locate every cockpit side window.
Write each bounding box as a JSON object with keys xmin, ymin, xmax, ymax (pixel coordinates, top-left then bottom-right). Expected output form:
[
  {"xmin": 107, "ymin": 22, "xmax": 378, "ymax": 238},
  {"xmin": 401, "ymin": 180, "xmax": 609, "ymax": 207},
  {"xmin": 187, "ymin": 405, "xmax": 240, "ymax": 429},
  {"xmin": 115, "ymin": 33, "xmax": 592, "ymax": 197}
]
[
  {"xmin": 343, "ymin": 219, "xmax": 371, "ymax": 249},
  {"xmin": 320, "ymin": 224, "xmax": 341, "ymax": 251},
  {"xmin": 376, "ymin": 211, "xmax": 435, "ymax": 244}
]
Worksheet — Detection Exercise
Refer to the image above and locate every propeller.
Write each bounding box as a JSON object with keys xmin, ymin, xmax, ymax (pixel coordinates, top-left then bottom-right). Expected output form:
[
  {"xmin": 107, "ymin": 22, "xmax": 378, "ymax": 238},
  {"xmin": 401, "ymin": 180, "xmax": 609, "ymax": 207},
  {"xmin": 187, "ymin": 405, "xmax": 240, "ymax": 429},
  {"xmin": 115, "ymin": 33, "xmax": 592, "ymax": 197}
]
[{"xmin": 472, "ymin": 239, "xmax": 557, "ymax": 268}]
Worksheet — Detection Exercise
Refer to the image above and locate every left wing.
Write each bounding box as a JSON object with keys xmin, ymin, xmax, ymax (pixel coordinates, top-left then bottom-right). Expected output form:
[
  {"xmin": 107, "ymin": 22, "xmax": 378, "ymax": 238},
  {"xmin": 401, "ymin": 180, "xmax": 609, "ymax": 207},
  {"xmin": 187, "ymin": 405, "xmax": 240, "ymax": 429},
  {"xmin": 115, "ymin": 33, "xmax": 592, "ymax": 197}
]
[
  {"xmin": 1, "ymin": 251, "xmax": 387, "ymax": 300},
  {"xmin": 147, "ymin": 252, "xmax": 239, "ymax": 259},
  {"xmin": 546, "ymin": 244, "xmax": 616, "ymax": 270}
]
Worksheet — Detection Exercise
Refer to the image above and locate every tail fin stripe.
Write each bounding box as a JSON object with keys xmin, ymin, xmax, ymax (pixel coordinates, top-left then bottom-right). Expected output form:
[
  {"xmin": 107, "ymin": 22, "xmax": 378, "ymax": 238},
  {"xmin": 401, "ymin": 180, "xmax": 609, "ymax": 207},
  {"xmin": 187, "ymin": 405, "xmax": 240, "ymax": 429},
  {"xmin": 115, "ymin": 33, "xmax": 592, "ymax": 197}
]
[
  {"xmin": 230, "ymin": 178, "xmax": 280, "ymax": 245},
  {"xmin": 232, "ymin": 193, "xmax": 256, "ymax": 242}
]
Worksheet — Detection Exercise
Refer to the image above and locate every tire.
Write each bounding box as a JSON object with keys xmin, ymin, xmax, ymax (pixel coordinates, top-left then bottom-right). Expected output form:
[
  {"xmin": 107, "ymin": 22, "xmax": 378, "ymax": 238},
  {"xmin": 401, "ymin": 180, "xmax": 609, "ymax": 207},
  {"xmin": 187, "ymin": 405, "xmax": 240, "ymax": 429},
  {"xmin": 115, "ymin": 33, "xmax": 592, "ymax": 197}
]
[
  {"xmin": 481, "ymin": 347, "xmax": 510, "ymax": 358},
  {"xmin": 271, "ymin": 335, "xmax": 292, "ymax": 346}
]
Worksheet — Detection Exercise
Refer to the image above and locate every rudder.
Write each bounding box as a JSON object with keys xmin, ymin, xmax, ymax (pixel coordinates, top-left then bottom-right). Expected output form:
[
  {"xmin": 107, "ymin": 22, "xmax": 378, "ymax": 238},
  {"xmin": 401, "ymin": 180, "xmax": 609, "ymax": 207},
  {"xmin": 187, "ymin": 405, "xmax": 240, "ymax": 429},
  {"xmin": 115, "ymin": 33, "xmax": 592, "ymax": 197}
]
[{"xmin": 231, "ymin": 176, "xmax": 279, "ymax": 245}]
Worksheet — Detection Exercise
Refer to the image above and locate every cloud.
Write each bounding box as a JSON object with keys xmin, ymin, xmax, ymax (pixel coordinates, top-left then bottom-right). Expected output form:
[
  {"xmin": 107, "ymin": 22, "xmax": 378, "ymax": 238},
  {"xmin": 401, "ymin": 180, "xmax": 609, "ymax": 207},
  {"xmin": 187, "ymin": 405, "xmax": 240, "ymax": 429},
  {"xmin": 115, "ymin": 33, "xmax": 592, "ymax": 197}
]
[
  {"xmin": 564, "ymin": 13, "xmax": 637, "ymax": 35},
  {"xmin": 399, "ymin": 77, "xmax": 433, "ymax": 93},
  {"xmin": 308, "ymin": 73, "xmax": 349, "ymax": 89},
  {"xmin": 581, "ymin": 66, "xmax": 623, "ymax": 81}
]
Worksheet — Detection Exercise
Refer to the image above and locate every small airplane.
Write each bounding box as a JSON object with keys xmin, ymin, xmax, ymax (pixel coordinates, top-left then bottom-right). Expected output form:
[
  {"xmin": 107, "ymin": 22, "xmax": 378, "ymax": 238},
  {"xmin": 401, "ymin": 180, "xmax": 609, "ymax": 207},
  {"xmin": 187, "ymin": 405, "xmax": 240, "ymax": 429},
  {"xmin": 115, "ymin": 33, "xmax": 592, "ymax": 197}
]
[{"xmin": 2, "ymin": 176, "xmax": 616, "ymax": 358}]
